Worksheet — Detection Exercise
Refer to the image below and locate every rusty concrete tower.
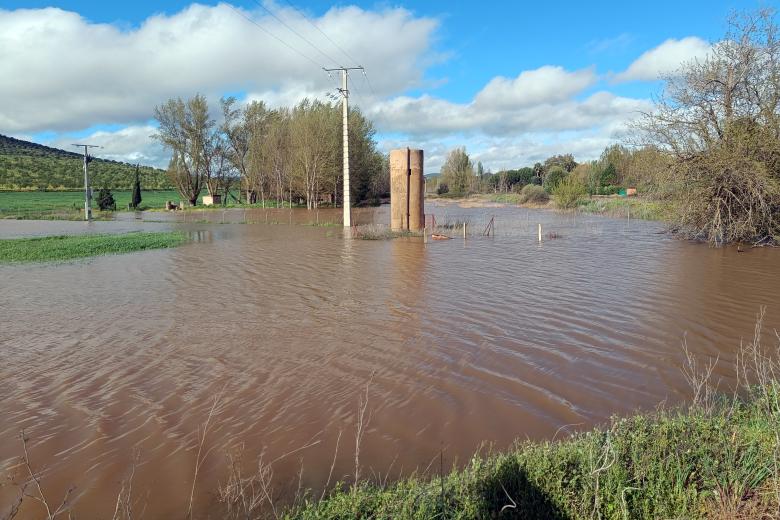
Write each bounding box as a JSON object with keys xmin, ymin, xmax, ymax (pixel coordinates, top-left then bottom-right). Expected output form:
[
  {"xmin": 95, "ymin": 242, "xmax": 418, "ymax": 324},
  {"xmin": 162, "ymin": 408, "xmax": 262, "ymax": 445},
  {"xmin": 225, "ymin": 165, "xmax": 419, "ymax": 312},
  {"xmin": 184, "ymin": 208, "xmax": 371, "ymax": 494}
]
[{"xmin": 390, "ymin": 148, "xmax": 424, "ymax": 231}]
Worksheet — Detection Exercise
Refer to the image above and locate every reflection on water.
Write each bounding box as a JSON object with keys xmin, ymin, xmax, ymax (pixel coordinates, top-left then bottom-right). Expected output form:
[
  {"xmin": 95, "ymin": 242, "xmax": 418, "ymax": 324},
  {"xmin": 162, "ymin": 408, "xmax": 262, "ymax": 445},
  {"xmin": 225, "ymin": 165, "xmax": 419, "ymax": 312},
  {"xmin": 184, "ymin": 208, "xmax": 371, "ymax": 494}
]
[{"xmin": 1, "ymin": 203, "xmax": 779, "ymax": 518}]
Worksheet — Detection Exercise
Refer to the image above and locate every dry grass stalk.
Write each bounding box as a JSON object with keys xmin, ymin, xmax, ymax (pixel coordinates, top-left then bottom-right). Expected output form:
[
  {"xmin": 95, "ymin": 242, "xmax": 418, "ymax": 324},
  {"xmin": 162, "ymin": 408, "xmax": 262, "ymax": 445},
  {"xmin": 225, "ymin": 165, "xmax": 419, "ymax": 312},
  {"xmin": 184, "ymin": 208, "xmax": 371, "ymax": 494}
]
[
  {"xmin": 17, "ymin": 430, "xmax": 74, "ymax": 520},
  {"xmin": 186, "ymin": 393, "xmax": 222, "ymax": 520},
  {"xmin": 354, "ymin": 374, "xmax": 374, "ymax": 489},
  {"xmin": 681, "ymin": 334, "xmax": 720, "ymax": 414},
  {"xmin": 111, "ymin": 451, "xmax": 139, "ymax": 520}
]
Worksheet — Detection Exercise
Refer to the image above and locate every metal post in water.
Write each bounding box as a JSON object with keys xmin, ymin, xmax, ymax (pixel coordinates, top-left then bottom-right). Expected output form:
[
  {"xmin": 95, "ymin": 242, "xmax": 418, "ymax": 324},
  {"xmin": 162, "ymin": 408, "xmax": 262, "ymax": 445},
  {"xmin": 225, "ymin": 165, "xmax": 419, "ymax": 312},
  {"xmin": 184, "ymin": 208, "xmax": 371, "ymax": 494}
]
[{"xmin": 538, "ymin": 223, "xmax": 542, "ymax": 243}]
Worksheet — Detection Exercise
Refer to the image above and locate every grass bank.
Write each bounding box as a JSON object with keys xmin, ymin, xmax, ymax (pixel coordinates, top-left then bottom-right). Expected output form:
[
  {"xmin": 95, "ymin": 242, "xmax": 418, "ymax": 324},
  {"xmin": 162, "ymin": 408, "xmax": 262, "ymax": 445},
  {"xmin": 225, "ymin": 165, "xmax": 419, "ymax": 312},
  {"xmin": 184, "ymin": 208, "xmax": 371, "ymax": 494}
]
[
  {"xmin": 286, "ymin": 397, "xmax": 779, "ymax": 519},
  {"xmin": 0, "ymin": 231, "xmax": 187, "ymax": 263},
  {"xmin": 281, "ymin": 317, "xmax": 780, "ymax": 520}
]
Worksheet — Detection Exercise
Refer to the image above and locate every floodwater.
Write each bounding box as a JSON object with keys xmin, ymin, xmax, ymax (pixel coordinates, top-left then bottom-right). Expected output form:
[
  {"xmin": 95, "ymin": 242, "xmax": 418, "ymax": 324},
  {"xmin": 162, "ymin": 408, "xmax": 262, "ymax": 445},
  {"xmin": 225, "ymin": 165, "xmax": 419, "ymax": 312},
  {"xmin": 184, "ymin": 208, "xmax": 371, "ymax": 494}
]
[{"xmin": 1, "ymin": 203, "xmax": 779, "ymax": 518}]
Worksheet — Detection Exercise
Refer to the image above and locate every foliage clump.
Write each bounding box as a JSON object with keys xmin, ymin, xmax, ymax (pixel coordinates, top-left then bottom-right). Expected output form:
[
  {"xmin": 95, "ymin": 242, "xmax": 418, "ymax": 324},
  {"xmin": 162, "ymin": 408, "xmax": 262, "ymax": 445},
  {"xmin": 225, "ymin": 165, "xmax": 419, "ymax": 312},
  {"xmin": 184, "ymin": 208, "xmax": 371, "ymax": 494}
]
[
  {"xmin": 543, "ymin": 167, "xmax": 568, "ymax": 193},
  {"xmin": 552, "ymin": 175, "xmax": 587, "ymax": 209},
  {"xmin": 518, "ymin": 184, "xmax": 550, "ymax": 205},
  {"xmin": 96, "ymin": 187, "xmax": 116, "ymax": 211}
]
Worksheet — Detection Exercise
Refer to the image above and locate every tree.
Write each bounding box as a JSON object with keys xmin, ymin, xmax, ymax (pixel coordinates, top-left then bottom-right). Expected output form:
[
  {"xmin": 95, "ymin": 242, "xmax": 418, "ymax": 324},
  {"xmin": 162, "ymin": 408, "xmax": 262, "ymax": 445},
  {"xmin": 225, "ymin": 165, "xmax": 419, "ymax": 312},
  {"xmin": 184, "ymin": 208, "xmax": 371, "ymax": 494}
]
[
  {"xmin": 130, "ymin": 164, "xmax": 142, "ymax": 209},
  {"xmin": 222, "ymin": 97, "xmax": 257, "ymax": 203},
  {"xmin": 600, "ymin": 164, "xmax": 618, "ymax": 186},
  {"xmin": 290, "ymin": 100, "xmax": 337, "ymax": 210},
  {"xmin": 96, "ymin": 187, "xmax": 116, "ymax": 210},
  {"xmin": 543, "ymin": 167, "xmax": 568, "ymax": 193},
  {"xmin": 637, "ymin": 9, "xmax": 780, "ymax": 244},
  {"xmin": 506, "ymin": 167, "xmax": 534, "ymax": 190},
  {"xmin": 440, "ymin": 147, "xmax": 474, "ymax": 196},
  {"xmin": 532, "ymin": 162, "xmax": 545, "ymax": 179},
  {"xmin": 544, "ymin": 153, "xmax": 578, "ymax": 173},
  {"xmin": 153, "ymin": 94, "xmax": 214, "ymax": 206}
]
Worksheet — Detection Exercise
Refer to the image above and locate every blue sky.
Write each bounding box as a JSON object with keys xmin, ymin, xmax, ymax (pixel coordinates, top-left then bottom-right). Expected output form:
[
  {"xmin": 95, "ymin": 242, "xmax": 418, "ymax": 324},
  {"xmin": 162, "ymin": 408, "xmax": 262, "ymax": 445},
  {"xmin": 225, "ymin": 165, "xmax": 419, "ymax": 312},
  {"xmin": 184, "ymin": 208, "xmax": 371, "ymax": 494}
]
[{"xmin": 0, "ymin": 0, "xmax": 769, "ymax": 170}]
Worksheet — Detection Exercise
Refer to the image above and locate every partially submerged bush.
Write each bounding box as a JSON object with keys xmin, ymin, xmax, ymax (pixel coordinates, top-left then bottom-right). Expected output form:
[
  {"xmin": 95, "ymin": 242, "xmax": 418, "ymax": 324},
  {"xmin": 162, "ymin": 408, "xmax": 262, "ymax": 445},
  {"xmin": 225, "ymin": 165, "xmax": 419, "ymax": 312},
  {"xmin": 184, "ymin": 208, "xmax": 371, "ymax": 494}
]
[
  {"xmin": 552, "ymin": 175, "xmax": 586, "ymax": 209},
  {"xmin": 518, "ymin": 184, "xmax": 549, "ymax": 205},
  {"xmin": 636, "ymin": 10, "xmax": 780, "ymax": 245},
  {"xmin": 671, "ymin": 121, "xmax": 780, "ymax": 244}
]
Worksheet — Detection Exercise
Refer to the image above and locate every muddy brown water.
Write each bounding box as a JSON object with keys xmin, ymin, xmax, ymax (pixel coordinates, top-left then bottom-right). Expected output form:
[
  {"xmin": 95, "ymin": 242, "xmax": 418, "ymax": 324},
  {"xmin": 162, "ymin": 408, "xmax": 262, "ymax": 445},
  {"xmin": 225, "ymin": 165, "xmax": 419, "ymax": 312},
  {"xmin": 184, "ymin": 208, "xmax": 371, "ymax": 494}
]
[{"xmin": 1, "ymin": 203, "xmax": 779, "ymax": 518}]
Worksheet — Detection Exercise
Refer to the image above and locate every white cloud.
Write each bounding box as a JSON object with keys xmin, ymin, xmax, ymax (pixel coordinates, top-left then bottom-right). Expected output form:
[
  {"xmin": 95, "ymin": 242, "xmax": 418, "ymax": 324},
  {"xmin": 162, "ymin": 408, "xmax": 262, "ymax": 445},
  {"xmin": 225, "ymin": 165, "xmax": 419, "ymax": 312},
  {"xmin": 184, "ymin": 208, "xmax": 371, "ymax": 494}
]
[
  {"xmin": 48, "ymin": 125, "xmax": 167, "ymax": 166},
  {"xmin": 474, "ymin": 66, "xmax": 597, "ymax": 109},
  {"xmin": 0, "ymin": 4, "xmax": 438, "ymax": 133},
  {"xmin": 614, "ymin": 36, "xmax": 711, "ymax": 82},
  {"xmin": 368, "ymin": 65, "xmax": 650, "ymax": 139}
]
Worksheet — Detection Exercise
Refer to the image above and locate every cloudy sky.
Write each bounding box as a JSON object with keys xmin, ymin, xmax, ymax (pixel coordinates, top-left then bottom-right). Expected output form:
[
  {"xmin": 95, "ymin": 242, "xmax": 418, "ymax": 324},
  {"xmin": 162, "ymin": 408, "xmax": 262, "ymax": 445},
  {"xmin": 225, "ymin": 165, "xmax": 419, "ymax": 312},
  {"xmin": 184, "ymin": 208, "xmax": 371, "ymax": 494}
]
[{"xmin": 0, "ymin": 0, "xmax": 749, "ymax": 172}]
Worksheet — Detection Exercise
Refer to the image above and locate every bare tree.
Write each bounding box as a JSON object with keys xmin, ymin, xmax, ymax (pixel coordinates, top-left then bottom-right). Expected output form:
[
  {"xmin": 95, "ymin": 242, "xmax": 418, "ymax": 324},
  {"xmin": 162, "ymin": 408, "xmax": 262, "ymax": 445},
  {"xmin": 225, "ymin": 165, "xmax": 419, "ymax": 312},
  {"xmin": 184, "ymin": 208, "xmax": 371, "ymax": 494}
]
[
  {"xmin": 636, "ymin": 9, "xmax": 780, "ymax": 245},
  {"xmin": 153, "ymin": 95, "xmax": 214, "ymax": 206}
]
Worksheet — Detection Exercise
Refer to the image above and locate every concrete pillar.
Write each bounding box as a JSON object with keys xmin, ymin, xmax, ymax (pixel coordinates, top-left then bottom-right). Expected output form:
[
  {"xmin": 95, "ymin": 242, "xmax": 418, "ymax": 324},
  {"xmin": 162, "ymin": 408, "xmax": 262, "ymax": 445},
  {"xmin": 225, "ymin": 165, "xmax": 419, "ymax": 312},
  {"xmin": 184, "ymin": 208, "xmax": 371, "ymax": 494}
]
[{"xmin": 390, "ymin": 148, "xmax": 424, "ymax": 231}]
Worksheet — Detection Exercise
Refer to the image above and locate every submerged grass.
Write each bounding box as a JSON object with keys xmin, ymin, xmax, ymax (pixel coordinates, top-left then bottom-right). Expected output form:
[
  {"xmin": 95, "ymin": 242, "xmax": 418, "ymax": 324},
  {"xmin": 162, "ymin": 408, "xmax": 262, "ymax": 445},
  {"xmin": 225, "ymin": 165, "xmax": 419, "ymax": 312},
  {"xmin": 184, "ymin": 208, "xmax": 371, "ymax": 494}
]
[
  {"xmin": 351, "ymin": 224, "xmax": 421, "ymax": 240},
  {"xmin": 578, "ymin": 197, "xmax": 672, "ymax": 221},
  {"xmin": 0, "ymin": 231, "xmax": 187, "ymax": 263}
]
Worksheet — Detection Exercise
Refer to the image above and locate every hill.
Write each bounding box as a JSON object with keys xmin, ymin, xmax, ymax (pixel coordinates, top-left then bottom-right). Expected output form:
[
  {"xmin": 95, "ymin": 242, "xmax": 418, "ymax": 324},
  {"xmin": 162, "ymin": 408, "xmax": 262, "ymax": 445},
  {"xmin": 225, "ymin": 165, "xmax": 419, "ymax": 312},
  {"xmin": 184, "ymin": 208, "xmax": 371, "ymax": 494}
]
[{"xmin": 0, "ymin": 134, "xmax": 171, "ymax": 190}]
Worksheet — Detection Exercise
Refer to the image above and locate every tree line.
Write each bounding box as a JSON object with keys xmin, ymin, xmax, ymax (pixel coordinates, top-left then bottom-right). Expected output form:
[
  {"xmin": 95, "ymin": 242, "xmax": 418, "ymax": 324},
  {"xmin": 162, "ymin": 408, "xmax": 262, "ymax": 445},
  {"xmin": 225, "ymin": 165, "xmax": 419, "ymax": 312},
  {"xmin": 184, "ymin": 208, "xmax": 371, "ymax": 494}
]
[
  {"xmin": 434, "ymin": 146, "xmax": 668, "ymax": 198},
  {"xmin": 435, "ymin": 9, "xmax": 780, "ymax": 246},
  {"xmin": 153, "ymin": 95, "xmax": 388, "ymax": 208}
]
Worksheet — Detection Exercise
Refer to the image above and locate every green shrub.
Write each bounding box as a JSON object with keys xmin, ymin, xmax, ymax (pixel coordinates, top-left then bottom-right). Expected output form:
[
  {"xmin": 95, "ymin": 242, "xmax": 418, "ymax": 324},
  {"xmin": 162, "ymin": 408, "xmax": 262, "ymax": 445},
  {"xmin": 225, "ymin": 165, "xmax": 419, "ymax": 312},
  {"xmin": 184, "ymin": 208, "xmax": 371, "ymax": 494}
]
[
  {"xmin": 96, "ymin": 187, "xmax": 116, "ymax": 211},
  {"xmin": 543, "ymin": 167, "xmax": 567, "ymax": 193},
  {"xmin": 436, "ymin": 182, "xmax": 449, "ymax": 195},
  {"xmin": 552, "ymin": 175, "xmax": 587, "ymax": 209},
  {"xmin": 600, "ymin": 163, "xmax": 617, "ymax": 185},
  {"xmin": 518, "ymin": 184, "xmax": 549, "ymax": 204}
]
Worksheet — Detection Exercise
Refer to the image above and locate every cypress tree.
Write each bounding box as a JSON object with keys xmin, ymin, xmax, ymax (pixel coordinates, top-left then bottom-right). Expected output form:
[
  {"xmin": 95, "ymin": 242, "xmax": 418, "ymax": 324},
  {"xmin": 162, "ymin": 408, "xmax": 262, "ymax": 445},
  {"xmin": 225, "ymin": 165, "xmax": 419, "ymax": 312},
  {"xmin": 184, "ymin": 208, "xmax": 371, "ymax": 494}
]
[{"xmin": 131, "ymin": 164, "xmax": 142, "ymax": 208}]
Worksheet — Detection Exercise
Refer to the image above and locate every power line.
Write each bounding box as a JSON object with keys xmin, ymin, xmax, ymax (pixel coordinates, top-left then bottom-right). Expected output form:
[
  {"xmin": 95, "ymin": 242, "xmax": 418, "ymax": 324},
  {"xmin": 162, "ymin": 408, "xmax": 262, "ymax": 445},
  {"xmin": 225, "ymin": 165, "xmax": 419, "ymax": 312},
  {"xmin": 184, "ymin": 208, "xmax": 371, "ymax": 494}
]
[
  {"xmin": 226, "ymin": 4, "xmax": 324, "ymax": 69},
  {"xmin": 247, "ymin": 0, "xmax": 343, "ymax": 68},
  {"xmin": 281, "ymin": 0, "xmax": 361, "ymax": 68}
]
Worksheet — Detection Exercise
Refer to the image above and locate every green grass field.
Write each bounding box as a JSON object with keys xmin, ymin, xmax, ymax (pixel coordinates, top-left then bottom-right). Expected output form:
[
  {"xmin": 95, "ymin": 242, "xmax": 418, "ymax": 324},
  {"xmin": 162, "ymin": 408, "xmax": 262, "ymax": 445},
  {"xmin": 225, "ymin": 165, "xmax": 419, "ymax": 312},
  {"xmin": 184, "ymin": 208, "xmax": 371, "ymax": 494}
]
[
  {"xmin": 0, "ymin": 190, "xmax": 304, "ymax": 219},
  {"xmin": 0, "ymin": 190, "xmax": 181, "ymax": 219},
  {"xmin": 0, "ymin": 231, "xmax": 187, "ymax": 263}
]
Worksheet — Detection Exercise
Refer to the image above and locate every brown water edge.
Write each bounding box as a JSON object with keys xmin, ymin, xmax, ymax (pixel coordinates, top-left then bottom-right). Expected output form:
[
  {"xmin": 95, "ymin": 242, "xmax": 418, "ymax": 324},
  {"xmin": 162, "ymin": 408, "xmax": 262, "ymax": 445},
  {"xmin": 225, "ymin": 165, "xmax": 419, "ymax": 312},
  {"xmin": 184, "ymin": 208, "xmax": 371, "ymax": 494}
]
[{"xmin": 1, "ymin": 204, "xmax": 779, "ymax": 518}]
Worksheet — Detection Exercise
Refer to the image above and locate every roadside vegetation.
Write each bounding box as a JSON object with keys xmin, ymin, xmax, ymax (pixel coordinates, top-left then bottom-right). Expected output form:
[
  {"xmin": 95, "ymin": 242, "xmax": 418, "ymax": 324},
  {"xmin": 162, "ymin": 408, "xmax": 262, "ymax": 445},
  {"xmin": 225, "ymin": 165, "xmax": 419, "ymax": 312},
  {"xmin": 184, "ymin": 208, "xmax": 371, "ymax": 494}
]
[{"xmin": 0, "ymin": 231, "xmax": 187, "ymax": 263}]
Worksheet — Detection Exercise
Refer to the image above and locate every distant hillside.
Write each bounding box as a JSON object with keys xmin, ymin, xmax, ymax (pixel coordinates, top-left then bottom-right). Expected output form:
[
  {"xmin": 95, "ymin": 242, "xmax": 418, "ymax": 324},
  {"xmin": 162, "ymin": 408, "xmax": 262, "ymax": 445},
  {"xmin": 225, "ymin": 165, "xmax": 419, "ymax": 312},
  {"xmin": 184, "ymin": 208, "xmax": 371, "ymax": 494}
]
[{"xmin": 0, "ymin": 134, "xmax": 171, "ymax": 190}]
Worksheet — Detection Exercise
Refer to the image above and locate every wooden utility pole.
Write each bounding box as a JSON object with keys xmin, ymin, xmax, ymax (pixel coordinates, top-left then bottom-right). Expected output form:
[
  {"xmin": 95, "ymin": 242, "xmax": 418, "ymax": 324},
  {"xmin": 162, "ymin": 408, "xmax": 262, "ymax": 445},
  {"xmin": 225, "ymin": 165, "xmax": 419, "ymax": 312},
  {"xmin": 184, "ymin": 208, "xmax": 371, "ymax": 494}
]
[
  {"xmin": 324, "ymin": 66, "xmax": 363, "ymax": 228},
  {"xmin": 72, "ymin": 144, "xmax": 101, "ymax": 221}
]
